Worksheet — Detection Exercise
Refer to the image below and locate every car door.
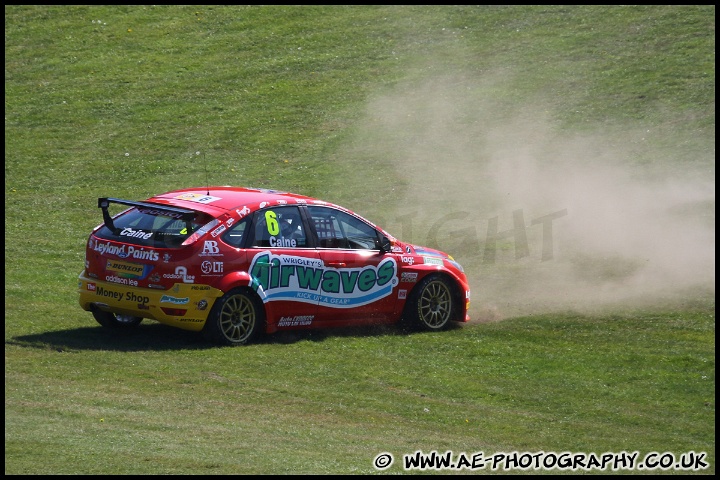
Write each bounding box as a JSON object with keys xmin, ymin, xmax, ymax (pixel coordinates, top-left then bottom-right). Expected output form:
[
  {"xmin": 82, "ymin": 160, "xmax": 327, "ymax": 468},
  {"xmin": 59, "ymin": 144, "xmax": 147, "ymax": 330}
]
[
  {"xmin": 306, "ymin": 205, "xmax": 399, "ymax": 326},
  {"xmin": 246, "ymin": 205, "xmax": 322, "ymax": 329}
]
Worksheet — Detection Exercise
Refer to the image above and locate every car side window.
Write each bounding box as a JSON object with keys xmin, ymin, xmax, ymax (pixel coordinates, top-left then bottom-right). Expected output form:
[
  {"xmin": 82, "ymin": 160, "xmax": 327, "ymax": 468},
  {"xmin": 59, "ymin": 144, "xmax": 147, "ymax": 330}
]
[
  {"xmin": 307, "ymin": 206, "xmax": 380, "ymax": 250},
  {"xmin": 221, "ymin": 216, "xmax": 250, "ymax": 248},
  {"xmin": 251, "ymin": 206, "xmax": 307, "ymax": 248}
]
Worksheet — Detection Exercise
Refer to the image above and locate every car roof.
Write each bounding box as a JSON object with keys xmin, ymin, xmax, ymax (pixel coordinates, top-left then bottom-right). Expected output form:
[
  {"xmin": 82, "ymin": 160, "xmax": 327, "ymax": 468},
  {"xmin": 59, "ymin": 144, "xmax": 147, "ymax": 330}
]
[
  {"xmin": 146, "ymin": 186, "xmax": 330, "ymax": 216},
  {"xmin": 137, "ymin": 185, "xmax": 396, "ymax": 244}
]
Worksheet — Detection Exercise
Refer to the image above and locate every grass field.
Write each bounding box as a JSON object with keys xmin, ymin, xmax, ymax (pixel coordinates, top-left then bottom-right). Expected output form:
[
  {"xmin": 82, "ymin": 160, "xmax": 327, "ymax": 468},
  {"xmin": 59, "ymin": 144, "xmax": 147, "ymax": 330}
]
[{"xmin": 5, "ymin": 5, "xmax": 715, "ymax": 474}]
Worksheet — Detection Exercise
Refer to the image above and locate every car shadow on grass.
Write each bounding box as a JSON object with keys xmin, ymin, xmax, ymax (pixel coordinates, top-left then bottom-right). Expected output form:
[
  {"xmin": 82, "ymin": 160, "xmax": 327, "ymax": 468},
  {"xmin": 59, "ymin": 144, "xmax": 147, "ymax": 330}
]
[
  {"xmin": 6, "ymin": 322, "xmax": 464, "ymax": 352},
  {"xmin": 257, "ymin": 322, "xmax": 464, "ymax": 345},
  {"xmin": 7, "ymin": 323, "xmax": 208, "ymax": 352}
]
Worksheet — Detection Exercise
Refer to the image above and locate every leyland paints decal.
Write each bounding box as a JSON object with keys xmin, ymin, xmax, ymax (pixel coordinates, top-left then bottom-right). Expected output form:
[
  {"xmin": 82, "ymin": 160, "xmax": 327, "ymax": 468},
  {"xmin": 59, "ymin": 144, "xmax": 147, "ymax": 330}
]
[
  {"xmin": 249, "ymin": 252, "xmax": 398, "ymax": 308},
  {"xmin": 92, "ymin": 239, "xmax": 159, "ymax": 261}
]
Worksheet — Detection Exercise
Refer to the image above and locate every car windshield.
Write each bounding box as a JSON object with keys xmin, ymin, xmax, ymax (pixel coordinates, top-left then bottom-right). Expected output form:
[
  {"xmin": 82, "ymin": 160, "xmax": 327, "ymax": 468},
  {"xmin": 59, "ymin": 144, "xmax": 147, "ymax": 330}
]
[{"xmin": 95, "ymin": 206, "xmax": 213, "ymax": 248}]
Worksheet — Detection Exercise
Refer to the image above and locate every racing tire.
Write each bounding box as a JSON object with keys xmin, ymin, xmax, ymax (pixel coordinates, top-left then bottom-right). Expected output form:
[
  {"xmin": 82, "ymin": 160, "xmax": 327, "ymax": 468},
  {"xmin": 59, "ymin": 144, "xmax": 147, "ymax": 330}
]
[
  {"xmin": 92, "ymin": 308, "xmax": 143, "ymax": 329},
  {"xmin": 404, "ymin": 274, "xmax": 455, "ymax": 331},
  {"xmin": 203, "ymin": 288, "xmax": 265, "ymax": 346}
]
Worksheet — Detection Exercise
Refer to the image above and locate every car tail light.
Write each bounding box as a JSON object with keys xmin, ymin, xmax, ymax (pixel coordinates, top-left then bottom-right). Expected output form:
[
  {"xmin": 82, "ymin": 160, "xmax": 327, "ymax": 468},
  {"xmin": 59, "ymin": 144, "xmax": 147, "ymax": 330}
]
[{"xmin": 161, "ymin": 307, "xmax": 187, "ymax": 316}]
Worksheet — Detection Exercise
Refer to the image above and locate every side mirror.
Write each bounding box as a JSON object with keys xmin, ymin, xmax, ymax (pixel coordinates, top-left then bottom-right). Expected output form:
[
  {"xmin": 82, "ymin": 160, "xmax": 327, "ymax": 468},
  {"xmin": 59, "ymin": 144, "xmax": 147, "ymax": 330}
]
[{"xmin": 377, "ymin": 235, "xmax": 393, "ymax": 253}]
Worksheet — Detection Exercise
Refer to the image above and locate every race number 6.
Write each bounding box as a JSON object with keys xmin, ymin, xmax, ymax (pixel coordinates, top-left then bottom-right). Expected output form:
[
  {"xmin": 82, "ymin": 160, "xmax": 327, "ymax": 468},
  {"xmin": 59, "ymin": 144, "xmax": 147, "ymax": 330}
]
[{"xmin": 265, "ymin": 210, "xmax": 279, "ymax": 235}]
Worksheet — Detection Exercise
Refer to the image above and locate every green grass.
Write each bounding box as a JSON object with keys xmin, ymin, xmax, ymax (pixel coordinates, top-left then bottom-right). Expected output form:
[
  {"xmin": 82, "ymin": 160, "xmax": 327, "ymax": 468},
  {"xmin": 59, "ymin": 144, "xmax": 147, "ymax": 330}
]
[{"xmin": 5, "ymin": 5, "xmax": 715, "ymax": 474}]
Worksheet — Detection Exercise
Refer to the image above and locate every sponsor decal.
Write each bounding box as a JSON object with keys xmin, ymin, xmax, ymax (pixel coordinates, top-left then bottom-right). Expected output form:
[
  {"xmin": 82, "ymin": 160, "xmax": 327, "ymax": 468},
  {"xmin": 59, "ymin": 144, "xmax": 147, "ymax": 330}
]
[
  {"xmin": 226, "ymin": 217, "xmax": 235, "ymax": 227},
  {"xmin": 106, "ymin": 259, "xmax": 150, "ymax": 278},
  {"xmin": 160, "ymin": 295, "xmax": 190, "ymax": 305},
  {"xmin": 199, "ymin": 240, "xmax": 223, "ymax": 257},
  {"xmin": 398, "ymin": 289, "xmax": 407, "ymax": 299},
  {"xmin": 150, "ymin": 273, "xmax": 161, "ymax": 283},
  {"xmin": 196, "ymin": 300, "xmax": 208, "ymax": 310},
  {"xmin": 423, "ymin": 256, "xmax": 444, "ymax": 266},
  {"xmin": 93, "ymin": 241, "xmax": 159, "ymax": 261},
  {"xmin": 95, "ymin": 286, "xmax": 149, "ymax": 304},
  {"xmin": 163, "ymin": 253, "xmax": 171, "ymax": 263},
  {"xmin": 162, "ymin": 266, "xmax": 195, "ymax": 283},
  {"xmin": 277, "ymin": 315, "xmax": 314, "ymax": 327},
  {"xmin": 270, "ymin": 236, "xmax": 297, "ymax": 247},
  {"xmin": 201, "ymin": 261, "xmax": 224, "ymax": 275},
  {"xmin": 391, "ymin": 246, "xmax": 404, "ymax": 253},
  {"xmin": 190, "ymin": 285, "xmax": 211, "ymax": 291},
  {"xmin": 106, "ymin": 275, "xmax": 138, "ymax": 286},
  {"xmin": 95, "ymin": 286, "xmax": 123, "ymax": 301},
  {"xmin": 137, "ymin": 207, "xmax": 185, "ymax": 219},
  {"xmin": 87, "ymin": 283, "xmax": 96, "ymax": 291},
  {"xmin": 125, "ymin": 291, "xmax": 150, "ymax": 304},
  {"xmin": 248, "ymin": 251, "xmax": 398, "ymax": 308},
  {"xmin": 236, "ymin": 206, "xmax": 251, "ymax": 218},
  {"xmin": 174, "ymin": 192, "xmax": 221, "ymax": 204},
  {"xmin": 401, "ymin": 256, "xmax": 415, "ymax": 265},
  {"xmin": 401, "ymin": 272, "xmax": 418, "ymax": 283},
  {"xmin": 120, "ymin": 227, "xmax": 153, "ymax": 240},
  {"xmin": 210, "ymin": 224, "xmax": 227, "ymax": 238}
]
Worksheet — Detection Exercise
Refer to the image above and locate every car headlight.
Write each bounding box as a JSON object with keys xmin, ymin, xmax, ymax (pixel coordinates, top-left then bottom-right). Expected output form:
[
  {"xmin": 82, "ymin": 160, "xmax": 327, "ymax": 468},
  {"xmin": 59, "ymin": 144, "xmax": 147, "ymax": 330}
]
[{"xmin": 448, "ymin": 259, "xmax": 464, "ymax": 273}]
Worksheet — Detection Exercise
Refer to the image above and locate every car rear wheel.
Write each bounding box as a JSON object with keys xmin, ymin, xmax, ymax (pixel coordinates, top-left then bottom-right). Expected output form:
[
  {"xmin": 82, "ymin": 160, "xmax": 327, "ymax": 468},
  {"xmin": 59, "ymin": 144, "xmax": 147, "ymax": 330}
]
[
  {"xmin": 203, "ymin": 288, "xmax": 264, "ymax": 346},
  {"xmin": 405, "ymin": 274, "xmax": 455, "ymax": 331},
  {"xmin": 92, "ymin": 308, "xmax": 143, "ymax": 329}
]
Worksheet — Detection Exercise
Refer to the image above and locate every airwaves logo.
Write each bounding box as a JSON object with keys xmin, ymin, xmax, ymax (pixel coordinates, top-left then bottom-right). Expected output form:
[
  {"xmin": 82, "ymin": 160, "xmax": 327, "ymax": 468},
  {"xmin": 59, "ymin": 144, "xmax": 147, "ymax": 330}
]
[{"xmin": 249, "ymin": 252, "xmax": 397, "ymax": 308}]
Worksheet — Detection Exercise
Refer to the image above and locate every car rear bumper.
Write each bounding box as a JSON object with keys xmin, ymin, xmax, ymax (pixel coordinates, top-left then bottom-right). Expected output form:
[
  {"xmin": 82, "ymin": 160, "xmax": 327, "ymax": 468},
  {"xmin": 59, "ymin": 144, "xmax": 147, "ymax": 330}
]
[{"xmin": 78, "ymin": 272, "xmax": 223, "ymax": 332}]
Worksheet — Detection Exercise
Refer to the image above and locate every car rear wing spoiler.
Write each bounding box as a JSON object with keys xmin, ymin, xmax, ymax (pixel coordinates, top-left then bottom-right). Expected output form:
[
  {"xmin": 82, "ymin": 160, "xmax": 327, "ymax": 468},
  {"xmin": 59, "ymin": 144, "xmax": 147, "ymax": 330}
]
[{"xmin": 98, "ymin": 197, "xmax": 195, "ymax": 235}]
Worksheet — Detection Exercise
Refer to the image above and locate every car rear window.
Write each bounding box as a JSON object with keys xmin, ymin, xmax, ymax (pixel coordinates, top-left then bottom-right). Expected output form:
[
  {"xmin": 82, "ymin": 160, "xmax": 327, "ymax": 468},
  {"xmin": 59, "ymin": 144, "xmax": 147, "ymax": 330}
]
[{"xmin": 94, "ymin": 206, "xmax": 214, "ymax": 249}]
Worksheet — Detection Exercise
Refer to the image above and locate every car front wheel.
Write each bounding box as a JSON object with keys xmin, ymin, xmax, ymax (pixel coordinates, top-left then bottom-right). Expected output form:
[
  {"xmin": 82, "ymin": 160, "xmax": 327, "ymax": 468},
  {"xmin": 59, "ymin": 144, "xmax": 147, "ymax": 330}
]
[
  {"xmin": 203, "ymin": 288, "xmax": 264, "ymax": 346},
  {"xmin": 405, "ymin": 274, "xmax": 455, "ymax": 331}
]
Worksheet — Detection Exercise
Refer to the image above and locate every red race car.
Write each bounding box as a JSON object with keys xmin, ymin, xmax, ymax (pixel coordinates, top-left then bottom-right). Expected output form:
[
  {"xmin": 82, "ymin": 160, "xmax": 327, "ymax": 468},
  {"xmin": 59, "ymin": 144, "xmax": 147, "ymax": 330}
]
[{"xmin": 78, "ymin": 187, "xmax": 471, "ymax": 345}]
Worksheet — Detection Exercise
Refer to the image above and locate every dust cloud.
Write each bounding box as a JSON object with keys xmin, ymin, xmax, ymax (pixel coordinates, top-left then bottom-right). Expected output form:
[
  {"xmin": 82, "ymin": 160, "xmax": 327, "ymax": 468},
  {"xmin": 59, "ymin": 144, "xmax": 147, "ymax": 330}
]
[{"xmin": 340, "ymin": 74, "xmax": 715, "ymax": 320}]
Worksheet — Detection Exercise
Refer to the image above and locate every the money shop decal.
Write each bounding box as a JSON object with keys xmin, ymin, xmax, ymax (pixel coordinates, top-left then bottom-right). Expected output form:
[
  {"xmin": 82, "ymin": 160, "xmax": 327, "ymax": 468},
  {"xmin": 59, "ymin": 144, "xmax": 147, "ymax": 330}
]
[{"xmin": 249, "ymin": 252, "xmax": 397, "ymax": 308}]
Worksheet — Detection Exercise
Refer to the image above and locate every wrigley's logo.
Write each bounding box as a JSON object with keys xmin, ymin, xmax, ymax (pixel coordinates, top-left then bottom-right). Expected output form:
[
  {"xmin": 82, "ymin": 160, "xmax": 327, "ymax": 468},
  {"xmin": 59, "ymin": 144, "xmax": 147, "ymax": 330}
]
[{"xmin": 249, "ymin": 252, "xmax": 397, "ymax": 308}]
